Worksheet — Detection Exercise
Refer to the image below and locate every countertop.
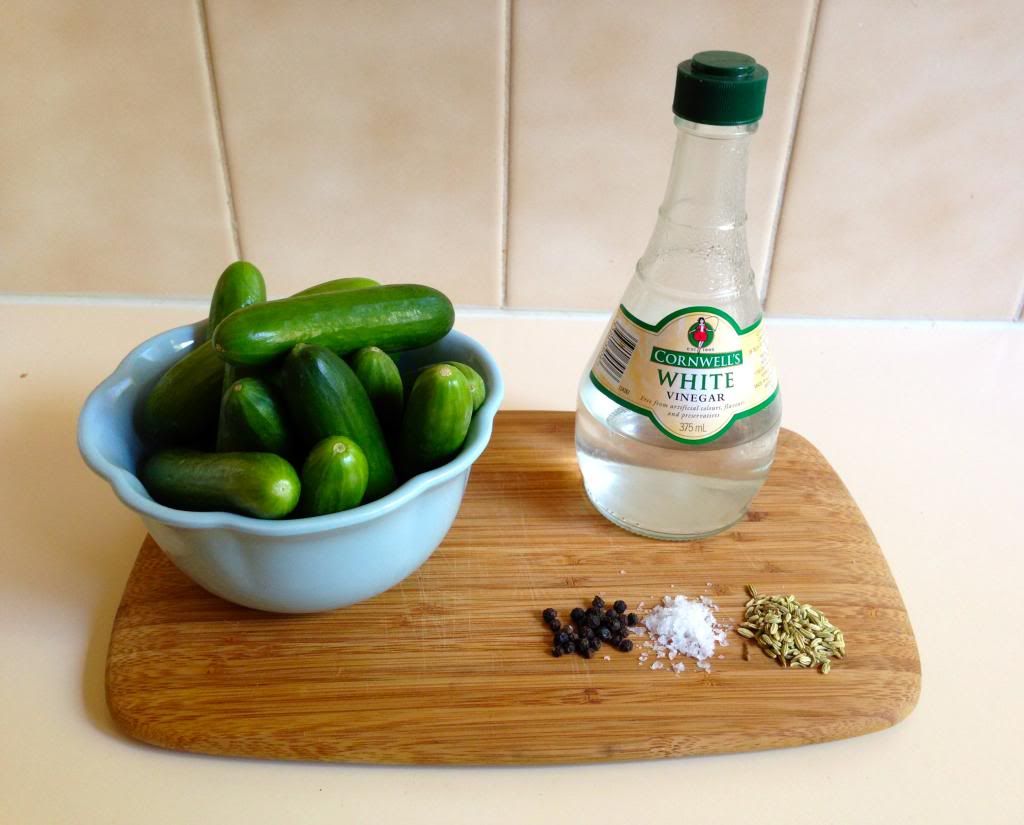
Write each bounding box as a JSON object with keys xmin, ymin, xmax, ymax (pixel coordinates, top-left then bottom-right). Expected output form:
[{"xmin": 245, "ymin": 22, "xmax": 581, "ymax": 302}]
[{"xmin": 2, "ymin": 299, "xmax": 1021, "ymax": 824}]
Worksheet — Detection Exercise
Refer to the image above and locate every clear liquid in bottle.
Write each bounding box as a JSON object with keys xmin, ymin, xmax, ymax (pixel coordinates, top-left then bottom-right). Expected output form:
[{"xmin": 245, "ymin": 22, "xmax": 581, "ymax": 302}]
[{"xmin": 575, "ymin": 51, "xmax": 782, "ymax": 540}]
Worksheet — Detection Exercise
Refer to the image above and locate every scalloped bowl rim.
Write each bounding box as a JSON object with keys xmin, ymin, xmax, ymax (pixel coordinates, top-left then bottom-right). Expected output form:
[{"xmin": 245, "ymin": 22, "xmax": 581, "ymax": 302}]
[{"xmin": 77, "ymin": 321, "xmax": 504, "ymax": 537}]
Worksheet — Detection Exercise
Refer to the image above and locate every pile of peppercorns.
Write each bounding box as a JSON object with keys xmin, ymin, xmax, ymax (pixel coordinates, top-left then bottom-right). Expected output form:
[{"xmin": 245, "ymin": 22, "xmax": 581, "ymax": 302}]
[{"xmin": 542, "ymin": 596, "xmax": 639, "ymax": 659}]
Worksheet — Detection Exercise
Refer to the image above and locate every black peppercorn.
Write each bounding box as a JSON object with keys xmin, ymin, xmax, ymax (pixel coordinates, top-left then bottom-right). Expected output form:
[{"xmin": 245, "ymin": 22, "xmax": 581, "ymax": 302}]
[{"xmin": 541, "ymin": 598, "xmax": 643, "ymax": 663}]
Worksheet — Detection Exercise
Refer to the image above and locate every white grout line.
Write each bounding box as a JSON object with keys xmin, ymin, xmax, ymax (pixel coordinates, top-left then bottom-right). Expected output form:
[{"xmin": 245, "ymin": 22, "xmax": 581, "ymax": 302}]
[
  {"xmin": 459, "ymin": 306, "xmax": 607, "ymax": 321},
  {"xmin": 1, "ymin": 292, "xmax": 1020, "ymax": 330},
  {"xmin": 0, "ymin": 292, "xmax": 605, "ymax": 319},
  {"xmin": 196, "ymin": 0, "xmax": 242, "ymax": 259},
  {"xmin": 749, "ymin": 316, "xmax": 1022, "ymax": 331},
  {"xmin": 0, "ymin": 293, "xmax": 211, "ymax": 309},
  {"xmin": 498, "ymin": 0, "xmax": 513, "ymax": 308},
  {"xmin": 761, "ymin": 0, "xmax": 821, "ymax": 306}
]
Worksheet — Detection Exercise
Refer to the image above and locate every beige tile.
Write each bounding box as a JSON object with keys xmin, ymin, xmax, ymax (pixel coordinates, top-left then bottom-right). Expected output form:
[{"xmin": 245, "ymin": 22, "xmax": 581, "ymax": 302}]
[
  {"xmin": 0, "ymin": 2, "xmax": 235, "ymax": 297},
  {"xmin": 506, "ymin": 0, "xmax": 815, "ymax": 310},
  {"xmin": 768, "ymin": 1, "xmax": 1024, "ymax": 319},
  {"xmin": 206, "ymin": 0, "xmax": 503, "ymax": 305}
]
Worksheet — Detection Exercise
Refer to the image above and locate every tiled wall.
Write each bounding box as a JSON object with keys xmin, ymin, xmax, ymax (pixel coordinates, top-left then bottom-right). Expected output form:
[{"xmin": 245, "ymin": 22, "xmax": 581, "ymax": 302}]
[{"xmin": 2, "ymin": 0, "xmax": 1022, "ymax": 320}]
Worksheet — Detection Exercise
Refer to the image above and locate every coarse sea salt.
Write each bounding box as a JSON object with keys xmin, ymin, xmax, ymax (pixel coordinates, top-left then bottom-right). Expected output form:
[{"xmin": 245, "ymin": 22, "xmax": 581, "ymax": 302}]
[{"xmin": 641, "ymin": 594, "xmax": 727, "ymax": 671}]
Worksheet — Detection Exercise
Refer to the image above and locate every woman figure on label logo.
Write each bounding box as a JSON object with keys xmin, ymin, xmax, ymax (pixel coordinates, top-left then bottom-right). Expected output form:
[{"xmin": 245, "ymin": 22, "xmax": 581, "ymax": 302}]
[{"xmin": 692, "ymin": 317, "xmax": 709, "ymax": 350}]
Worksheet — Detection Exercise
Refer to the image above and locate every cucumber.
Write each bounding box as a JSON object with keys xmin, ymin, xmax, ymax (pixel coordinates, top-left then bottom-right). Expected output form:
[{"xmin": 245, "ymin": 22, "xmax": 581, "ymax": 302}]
[
  {"xmin": 208, "ymin": 261, "xmax": 270, "ymax": 435},
  {"xmin": 350, "ymin": 347, "xmax": 404, "ymax": 430},
  {"xmin": 400, "ymin": 364, "xmax": 473, "ymax": 475},
  {"xmin": 299, "ymin": 436, "xmax": 369, "ymax": 516},
  {"xmin": 282, "ymin": 344, "xmax": 396, "ymax": 501},
  {"xmin": 406, "ymin": 361, "xmax": 485, "ymax": 412},
  {"xmin": 140, "ymin": 340, "xmax": 223, "ymax": 446},
  {"xmin": 446, "ymin": 362, "xmax": 486, "ymax": 412},
  {"xmin": 216, "ymin": 378, "xmax": 293, "ymax": 456},
  {"xmin": 292, "ymin": 276, "xmax": 380, "ymax": 297},
  {"xmin": 213, "ymin": 284, "xmax": 454, "ymax": 366},
  {"xmin": 141, "ymin": 449, "xmax": 300, "ymax": 519},
  {"xmin": 207, "ymin": 261, "xmax": 267, "ymax": 339}
]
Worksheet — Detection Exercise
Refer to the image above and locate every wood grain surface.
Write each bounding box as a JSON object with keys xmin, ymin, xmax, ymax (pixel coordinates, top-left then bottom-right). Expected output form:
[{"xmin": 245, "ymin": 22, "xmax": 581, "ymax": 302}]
[{"xmin": 106, "ymin": 411, "xmax": 920, "ymax": 765}]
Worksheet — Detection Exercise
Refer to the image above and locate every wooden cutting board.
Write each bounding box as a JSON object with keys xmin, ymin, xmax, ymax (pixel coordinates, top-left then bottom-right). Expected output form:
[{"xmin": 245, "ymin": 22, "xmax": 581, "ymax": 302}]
[{"xmin": 106, "ymin": 411, "xmax": 920, "ymax": 765}]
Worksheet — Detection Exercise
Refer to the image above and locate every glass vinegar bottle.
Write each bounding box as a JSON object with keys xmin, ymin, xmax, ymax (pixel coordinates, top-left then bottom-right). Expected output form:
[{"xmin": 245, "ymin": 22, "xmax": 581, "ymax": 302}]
[{"xmin": 575, "ymin": 51, "xmax": 782, "ymax": 540}]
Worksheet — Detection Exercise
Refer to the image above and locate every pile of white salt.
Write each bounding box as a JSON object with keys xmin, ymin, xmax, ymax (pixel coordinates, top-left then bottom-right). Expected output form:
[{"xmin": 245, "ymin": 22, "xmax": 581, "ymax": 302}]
[{"xmin": 636, "ymin": 594, "xmax": 727, "ymax": 672}]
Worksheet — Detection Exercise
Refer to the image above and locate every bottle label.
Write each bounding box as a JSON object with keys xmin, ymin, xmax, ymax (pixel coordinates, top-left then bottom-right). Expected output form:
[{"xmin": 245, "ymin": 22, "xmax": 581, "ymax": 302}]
[{"xmin": 589, "ymin": 305, "xmax": 779, "ymax": 444}]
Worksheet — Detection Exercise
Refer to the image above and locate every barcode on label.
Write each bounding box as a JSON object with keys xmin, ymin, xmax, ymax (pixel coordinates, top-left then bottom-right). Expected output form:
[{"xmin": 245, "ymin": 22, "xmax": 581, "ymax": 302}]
[{"xmin": 598, "ymin": 321, "xmax": 638, "ymax": 383}]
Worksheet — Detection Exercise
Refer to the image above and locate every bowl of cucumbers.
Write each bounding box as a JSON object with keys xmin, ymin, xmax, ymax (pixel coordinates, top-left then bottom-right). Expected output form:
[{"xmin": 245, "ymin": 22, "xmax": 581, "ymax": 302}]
[{"xmin": 78, "ymin": 265, "xmax": 503, "ymax": 613}]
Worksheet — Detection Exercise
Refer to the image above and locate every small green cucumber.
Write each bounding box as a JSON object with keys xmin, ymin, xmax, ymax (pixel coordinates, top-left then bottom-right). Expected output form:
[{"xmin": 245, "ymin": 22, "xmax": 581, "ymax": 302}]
[
  {"xmin": 220, "ymin": 362, "xmax": 265, "ymax": 393},
  {"xmin": 291, "ymin": 276, "xmax": 381, "ymax": 297},
  {"xmin": 400, "ymin": 364, "xmax": 474, "ymax": 475},
  {"xmin": 207, "ymin": 261, "xmax": 267, "ymax": 340},
  {"xmin": 213, "ymin": 284, "xmax": 454, "ymax": 366},
  {"xmin": 299, "ymin": 436, "xmax": 369, "ymax": 516},
  {"xmin": 141, "ymin": 449, "xmax": 300, "ymax": 519},
  {"xmin": 140, "ymin": 340, "xmax": 224, "ymax": 446},
  {"xmin": 406, "ymin": 361, "xmax": 485, "ymax": 412},
  {"xmin": 216, "ymin": 378, "xmax": 293, "ymax": 456},
  {"xmin": 282, "ymin": 344, "xmax": 396, "ymax": 501},
  {"xmin": 350, "ymin": 346, "xmax": 404, "ymax": 430},
  {"xmin": 446, "ymin": 362, "xmax": 486, "ymax": 411},
  {"xmin": 208, "ymin": 260, "xmax": 270, "ymax": 419}
]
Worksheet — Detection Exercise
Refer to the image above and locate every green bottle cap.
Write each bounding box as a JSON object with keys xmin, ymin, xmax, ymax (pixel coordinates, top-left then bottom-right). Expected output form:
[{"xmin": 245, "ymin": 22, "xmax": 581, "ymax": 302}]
[{"xmin": 672, "ymin": 50, "xmax": 768, "ymax": 125}]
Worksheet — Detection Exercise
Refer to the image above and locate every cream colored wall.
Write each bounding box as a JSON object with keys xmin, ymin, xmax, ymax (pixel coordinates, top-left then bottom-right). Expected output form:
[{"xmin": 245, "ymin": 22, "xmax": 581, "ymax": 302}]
[{"xmin": 1, "ymin": 0, "xmax": 1022, "ymax": 319}]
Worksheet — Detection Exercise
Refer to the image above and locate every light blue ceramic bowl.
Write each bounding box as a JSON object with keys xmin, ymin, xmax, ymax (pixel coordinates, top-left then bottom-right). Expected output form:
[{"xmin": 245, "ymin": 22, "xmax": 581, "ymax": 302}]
[{"xmin": 78, "ymin": 322, "xmax": 503, "ymax": 613}]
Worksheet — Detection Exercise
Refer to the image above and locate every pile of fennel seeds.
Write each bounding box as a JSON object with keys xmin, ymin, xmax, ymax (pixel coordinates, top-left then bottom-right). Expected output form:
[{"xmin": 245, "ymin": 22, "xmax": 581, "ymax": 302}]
[{"xmin": 736, "ymin": 585, "xmax": 845, "ymax": 674}]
